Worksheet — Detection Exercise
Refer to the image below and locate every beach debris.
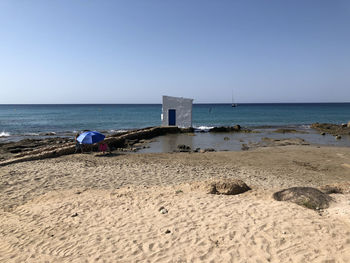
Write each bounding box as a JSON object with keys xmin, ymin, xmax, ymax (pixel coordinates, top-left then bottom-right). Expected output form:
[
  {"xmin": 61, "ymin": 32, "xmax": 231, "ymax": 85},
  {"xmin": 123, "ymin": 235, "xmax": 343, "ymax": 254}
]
[
  {"xmin": 71, "ymin": 212, "xmax": 79, "ymax": 217},
  {"xmin": 335, "ymin": 135, "xmax": 341, "ymax": 140},
  {"xmin": 241, "ymin": 144, "xmax": 249, "ymax": 151},
  {"xmin": 165, "ymin": 229, "xmax": 171, "ymax": 234},
  {"xmin": 192, "ymin": 178, "xmax": 251, "ymax": 195},
  {"xmin": 320, "ymin": 132, "xmax": 326, "ymax": 135},
  {"xmin": 159, "ymin": 206, "xmax": 168, "ymax": 214},
  {"xmin": 224, "ymin": 137, "xmax": 230, "ymax": 141},
  {"xmin": 273, "ymin": 187, "xmax": 332, "ymax": 210}
]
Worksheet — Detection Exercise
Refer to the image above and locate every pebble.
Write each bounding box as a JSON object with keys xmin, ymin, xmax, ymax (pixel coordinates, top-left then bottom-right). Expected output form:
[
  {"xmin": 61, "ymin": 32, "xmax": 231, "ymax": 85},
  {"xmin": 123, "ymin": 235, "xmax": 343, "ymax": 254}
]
[
  {"xmin": 71, "ymin": 213, "xmax": 78, "ymax": 217},
  {"xmin": 159, "ymin": 206, "xmax": 168, "ymax": 214},
  {"xmin": 165, "ymin": 229, "xmax": 171, "ymax": 234}
]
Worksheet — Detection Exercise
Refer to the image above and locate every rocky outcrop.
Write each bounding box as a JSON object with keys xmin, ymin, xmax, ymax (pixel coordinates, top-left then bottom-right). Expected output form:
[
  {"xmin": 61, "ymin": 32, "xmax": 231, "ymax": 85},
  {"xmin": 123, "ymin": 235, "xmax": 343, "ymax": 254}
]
[
  {"xmin": 273, "ymin": 187, "xmax": 332, "ymax": 210},
  {"xmin": 311, "ymin": 123, "xmax": 350, "ymax": 136},
  {"xmin": 249, "ymin": 137, "xmax": 310, "ymax": 148},
  {"xmin": 210, "ymin": 125, "xmax": 249, "ymax": 133},
  {"xmin": 0, "ymin": 126, "xmax": 182, "ymax": 167}
]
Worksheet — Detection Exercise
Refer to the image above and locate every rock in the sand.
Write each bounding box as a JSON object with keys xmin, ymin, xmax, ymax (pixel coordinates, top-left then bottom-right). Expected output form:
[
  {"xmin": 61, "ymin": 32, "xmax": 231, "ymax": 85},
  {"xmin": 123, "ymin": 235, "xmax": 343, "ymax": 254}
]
[
  {"xmin": 335, "ymin": 135, "xmax": 341, "ymax": 140},
  {"xmin": 193, "ymin": 178, "xmax": 251, "ymax": 195},
  {"xmin": 71, "ymin": 212, "xmax": 78, "ymax": 217},
  {"xmin": 159, "ymin": 206, "xmax": 168, "ymax": 214},
  {"xmin": 273, "ymin": 187, "xmax": 332, "ymax": 210},
  {"xmin": 320, "ymin": 132, "xmax": 326, "ymax": 136},
  {"xmin": 204, "ymin": 148, "xmax": 216, "ymax": 152}
]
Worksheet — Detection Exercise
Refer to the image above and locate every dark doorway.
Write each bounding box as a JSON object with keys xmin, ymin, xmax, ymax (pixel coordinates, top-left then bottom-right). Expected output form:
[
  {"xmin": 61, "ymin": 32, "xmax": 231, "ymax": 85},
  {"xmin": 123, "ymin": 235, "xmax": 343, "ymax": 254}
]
[{"xmin": 168, "ymin": 109, "xmax": 176, "ymax": 126}]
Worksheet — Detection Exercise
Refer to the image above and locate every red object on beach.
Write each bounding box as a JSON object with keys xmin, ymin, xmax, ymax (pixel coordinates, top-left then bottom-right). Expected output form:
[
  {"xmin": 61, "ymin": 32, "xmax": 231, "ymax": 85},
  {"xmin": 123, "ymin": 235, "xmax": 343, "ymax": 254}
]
[{"xmin": 99, "ymin": 143, "xmax": 108, "ymax": 152}]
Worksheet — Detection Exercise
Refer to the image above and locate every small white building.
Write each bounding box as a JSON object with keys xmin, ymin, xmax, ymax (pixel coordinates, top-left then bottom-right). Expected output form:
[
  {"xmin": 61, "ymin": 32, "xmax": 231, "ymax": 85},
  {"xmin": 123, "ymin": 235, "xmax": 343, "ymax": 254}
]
[{"xmin": 161, "ymin": 95, "xmax": 193, "ymax": 128}]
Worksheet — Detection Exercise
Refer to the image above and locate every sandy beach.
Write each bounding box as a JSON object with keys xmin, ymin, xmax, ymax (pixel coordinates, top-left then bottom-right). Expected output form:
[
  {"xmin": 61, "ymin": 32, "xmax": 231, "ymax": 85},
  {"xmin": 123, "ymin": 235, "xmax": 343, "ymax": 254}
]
[{"xmin": 1, "ymin": 144, "xmax": 350, "ymax": 262}]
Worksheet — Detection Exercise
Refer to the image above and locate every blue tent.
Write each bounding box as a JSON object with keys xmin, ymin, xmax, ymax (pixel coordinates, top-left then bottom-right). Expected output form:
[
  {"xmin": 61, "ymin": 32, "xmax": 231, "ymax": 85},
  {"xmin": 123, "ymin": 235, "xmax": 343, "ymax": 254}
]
[{"xmin": 77, "ymin": 131, "xmax": 105, "ymax": 144}]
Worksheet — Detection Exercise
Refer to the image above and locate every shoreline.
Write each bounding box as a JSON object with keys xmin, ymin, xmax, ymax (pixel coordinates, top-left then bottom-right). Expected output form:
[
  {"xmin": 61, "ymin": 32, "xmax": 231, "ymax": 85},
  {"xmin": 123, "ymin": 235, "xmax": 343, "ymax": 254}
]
[
  {"xmin": 0, "ymin": 123, "xmax": 350, "ymax": 162},
  {"xmin": 1, "ymin": 123, "xmax": 350, "ymax": 164},
  {"xmin": 1, "ymin": 121, "xmax": 349, "ymax": 142}
]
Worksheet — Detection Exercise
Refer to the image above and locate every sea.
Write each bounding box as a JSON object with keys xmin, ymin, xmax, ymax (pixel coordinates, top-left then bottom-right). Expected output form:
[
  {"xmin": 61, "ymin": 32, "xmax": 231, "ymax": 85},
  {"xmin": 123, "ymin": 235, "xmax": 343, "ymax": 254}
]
[{"xmin": 1, "ymin": 103, "xmax": 350, "ymax": 149}]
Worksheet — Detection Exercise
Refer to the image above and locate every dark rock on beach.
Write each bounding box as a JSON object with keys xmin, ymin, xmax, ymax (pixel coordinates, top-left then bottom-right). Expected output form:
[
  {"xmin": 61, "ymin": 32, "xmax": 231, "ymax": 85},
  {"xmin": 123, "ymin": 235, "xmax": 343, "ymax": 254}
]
[
  {"xmin": 203, "ymin": 148, "xmax": 216, "ymax": 152},
  {"xmin": 210, "ymin": 125, "xmax": 242, "ymax": 132},
  {"xmin": 273, "ymin": 187, "xmax": 332, "ymax": 210},
  {"xmin": 241, "ymin": 144, "xmax": 249, "ymax": 151},
  {"xmin": 192, "ymin": 178, "xmax": 251, "ymax": 195},
  {"xmin": 177, "ymin": 144, "xmax": 191, "ymax": 152}
]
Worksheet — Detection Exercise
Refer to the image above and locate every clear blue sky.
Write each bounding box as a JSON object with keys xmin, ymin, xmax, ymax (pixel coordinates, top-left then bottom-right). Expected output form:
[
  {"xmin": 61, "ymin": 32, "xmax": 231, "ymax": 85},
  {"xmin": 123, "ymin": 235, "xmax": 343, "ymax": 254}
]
[{"xmin": 0, "ymin": 0, "xmax": 349, "ymax": 104}]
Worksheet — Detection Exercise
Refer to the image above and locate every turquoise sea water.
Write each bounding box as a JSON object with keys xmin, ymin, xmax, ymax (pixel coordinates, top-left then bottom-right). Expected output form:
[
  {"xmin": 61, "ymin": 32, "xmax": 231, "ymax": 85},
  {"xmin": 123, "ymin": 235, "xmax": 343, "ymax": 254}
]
[{"xmin": 0, "ymin": 103, "xmax": 350, "ymax": 142}]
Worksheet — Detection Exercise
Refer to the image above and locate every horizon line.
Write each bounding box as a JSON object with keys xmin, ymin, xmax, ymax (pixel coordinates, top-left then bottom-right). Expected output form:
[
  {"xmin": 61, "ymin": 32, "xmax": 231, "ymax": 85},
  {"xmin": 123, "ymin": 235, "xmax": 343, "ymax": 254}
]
[{"xmin": 1, "ymin": 102, "xmax": 350, "ymax": 105}]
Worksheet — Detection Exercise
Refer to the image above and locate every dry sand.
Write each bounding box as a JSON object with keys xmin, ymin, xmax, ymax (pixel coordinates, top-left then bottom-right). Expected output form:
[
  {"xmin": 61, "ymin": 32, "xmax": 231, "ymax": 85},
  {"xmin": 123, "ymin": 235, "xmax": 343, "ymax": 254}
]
[{"xmin": 1, "ymin": 145, "xmax": 350, "ymax": 262}]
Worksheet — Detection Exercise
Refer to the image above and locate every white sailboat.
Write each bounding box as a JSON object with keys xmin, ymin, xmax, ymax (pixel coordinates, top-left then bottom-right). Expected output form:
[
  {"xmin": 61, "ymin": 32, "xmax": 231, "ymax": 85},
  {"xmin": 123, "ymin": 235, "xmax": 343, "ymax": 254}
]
[{"xmin": 232, "ymin": 90, "xmax": 237, "ymax": 107}]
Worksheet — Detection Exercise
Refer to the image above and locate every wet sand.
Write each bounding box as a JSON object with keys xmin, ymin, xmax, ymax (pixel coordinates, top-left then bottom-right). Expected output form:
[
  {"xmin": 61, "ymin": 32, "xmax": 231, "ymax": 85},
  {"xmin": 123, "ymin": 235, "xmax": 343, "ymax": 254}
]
[{"xmin": 1, "ymin": 145, "xmax": 350, "ymax": 262}]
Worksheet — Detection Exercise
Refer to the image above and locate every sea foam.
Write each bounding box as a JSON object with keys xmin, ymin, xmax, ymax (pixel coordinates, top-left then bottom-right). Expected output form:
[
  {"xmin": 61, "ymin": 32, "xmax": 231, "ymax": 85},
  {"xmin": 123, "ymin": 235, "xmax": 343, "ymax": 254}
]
[
  {"xmin": 0, "ymin": 131, "xmax": 10, "ymax": 137},
  {"xmin": 194, "ymin": 126, "xmax": 214, "ymax": 132}
]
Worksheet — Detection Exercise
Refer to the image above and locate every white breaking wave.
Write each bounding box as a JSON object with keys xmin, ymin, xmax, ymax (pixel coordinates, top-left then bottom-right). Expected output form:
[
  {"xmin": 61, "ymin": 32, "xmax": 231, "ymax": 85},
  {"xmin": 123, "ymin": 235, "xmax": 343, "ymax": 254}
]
[
  {"xmin": 0, "ymin": 131, "xmax": 10, "ymax": 137},
  {"xmin": 24, "ymin": 133, "xmax": 40, "ymax": 136},
  {"xmin": 194, "ymin": 126, "xmax": 214, "ymax": 132},
  {"xmin": 115, "ymin": 130, "xmax": 128, "ymax": 133}
]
